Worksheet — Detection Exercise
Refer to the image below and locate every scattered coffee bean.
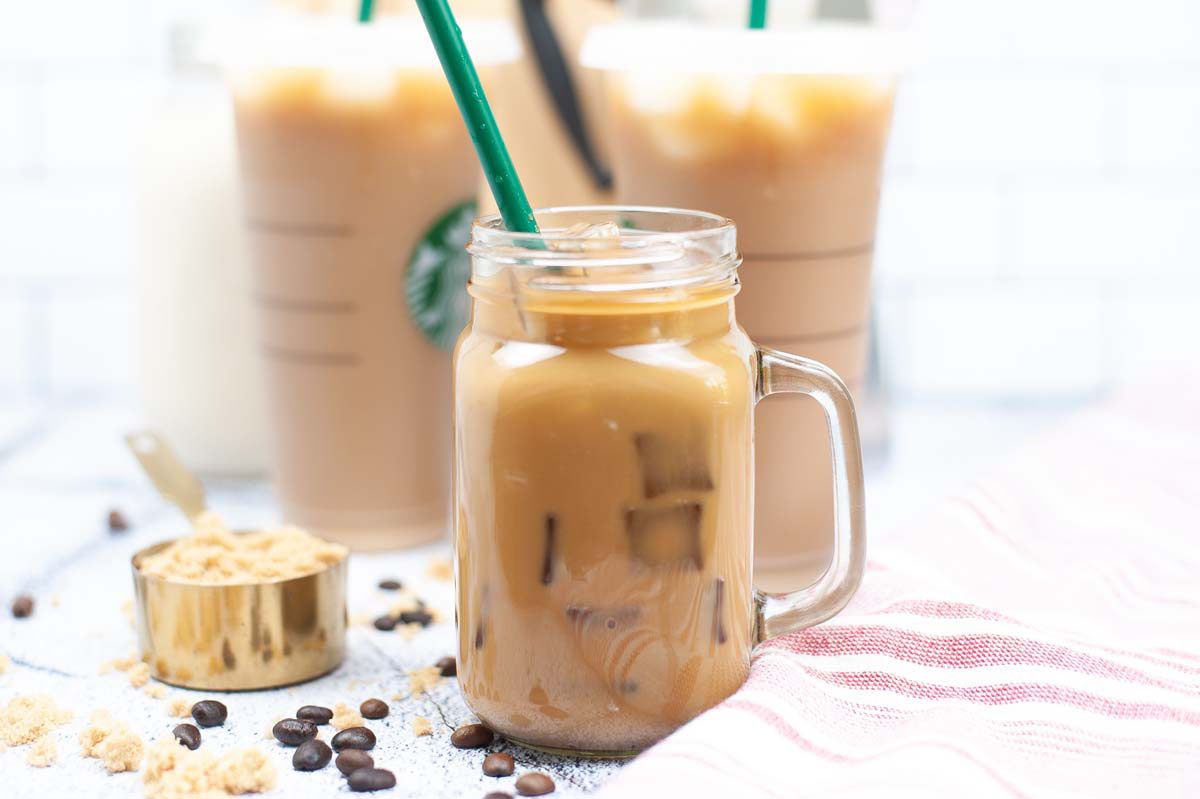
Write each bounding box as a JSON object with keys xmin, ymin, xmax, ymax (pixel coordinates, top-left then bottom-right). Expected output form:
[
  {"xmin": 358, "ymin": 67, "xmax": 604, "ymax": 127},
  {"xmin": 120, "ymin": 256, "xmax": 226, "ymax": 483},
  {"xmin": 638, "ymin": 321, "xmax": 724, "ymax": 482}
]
[
  {"xmin": 484, "ymin": 793, "xmax": 513, "ymax": 799},
  {"xmin": 450, "ymin": 723, "xmax": 494, "ymax": 749},
  {"xmin": 399, "ymin": 609, "xmax": 434, "ymax": 627},
  {"xmin": 11, "ymin": 594, "xmax": 34, "ymax": 618},
  {"xmin": 190, "ymin": 700, "xmax": 228, "ymax": 728},
  {"xmin": 331, "ymin": 726, "xmax": 376, "ymax": 752},
  {"xmin": 348, "ymin": 767, "xmax": 396, "ymax": 792},
  {"xmin": 482, "ymin": 752, "xmax": 515, "ymax": 777},
  {"xmin": 292, "ymin": 738, "xmax": 332, "ymax": 771},
  {"xmin": 359, "ymin": 699, "xmax": 389, "ymax": 719},
  {"xmin": 107, "ymin": 508, "xmax": 129, "ymax": 532},
  {"xmin": 335, "ymin": 749, "xmax": 374, "ymax": 776},
  {"xmin": 172, "ymin": 724, "xmax": 201, "ymax": 750},
  {"xmin": 515, "ymin": 773, "xmax": 556, "ymax": 796},
  {"xmin": 296, "ymin": 705, "xmax": 333, "ymax": 725},
  {"xmin": 435, "ymin": 656, "xmax": 457, "ymax": 677},
  {"xmin": 273, "ymin": 718, "xmax": 318, "ymax": 746},
  {"xmin": 372, "ymin": 615, "xmax": 398, "ymax": 632},
  {"xmin": 377, "ymin": 578, "xmax": 402, "ymax": 591}
]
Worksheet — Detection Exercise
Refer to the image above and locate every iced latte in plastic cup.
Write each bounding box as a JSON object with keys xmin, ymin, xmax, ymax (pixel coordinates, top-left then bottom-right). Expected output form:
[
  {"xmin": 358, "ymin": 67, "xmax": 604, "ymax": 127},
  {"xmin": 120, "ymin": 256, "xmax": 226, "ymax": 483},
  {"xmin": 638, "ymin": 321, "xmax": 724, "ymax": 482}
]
[
  {"xmin": 454, "ymin": 207, "xmax": 866, "ymax": 755},
  {"xmin": 223, "ymin": 16, "xmax": 518, "ymax": 549},
  {"xmin": 583, "ymin": 23, "xmax": 902, "ymax": 587}
]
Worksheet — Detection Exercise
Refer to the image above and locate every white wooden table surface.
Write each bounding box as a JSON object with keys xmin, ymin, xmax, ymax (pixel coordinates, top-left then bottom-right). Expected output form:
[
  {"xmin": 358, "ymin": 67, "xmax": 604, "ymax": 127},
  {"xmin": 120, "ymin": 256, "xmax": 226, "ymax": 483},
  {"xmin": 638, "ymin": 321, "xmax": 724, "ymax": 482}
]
[{"xmin": 0, "ymin": 401, "xmax": 1069, "ymax": 798}]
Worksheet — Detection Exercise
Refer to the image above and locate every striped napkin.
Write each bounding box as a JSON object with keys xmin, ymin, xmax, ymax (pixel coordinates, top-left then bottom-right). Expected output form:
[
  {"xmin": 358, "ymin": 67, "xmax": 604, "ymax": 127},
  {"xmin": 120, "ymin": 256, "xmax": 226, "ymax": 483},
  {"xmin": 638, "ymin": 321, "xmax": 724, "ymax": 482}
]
[{"xmin": 598, "ymin": 384, "xmax": 1200, "ymax": 798}]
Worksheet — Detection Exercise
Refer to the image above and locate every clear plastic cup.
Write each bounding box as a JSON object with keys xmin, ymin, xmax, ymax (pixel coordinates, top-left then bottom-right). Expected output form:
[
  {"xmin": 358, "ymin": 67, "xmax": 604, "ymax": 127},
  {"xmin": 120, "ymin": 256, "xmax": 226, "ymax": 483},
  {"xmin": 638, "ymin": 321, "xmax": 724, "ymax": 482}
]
[
  {"xmin": 583, "ymin": 21, "xmax": 908, "ymax": 587},
  {"xmin": 217, "ymin": 14, "xmax": 519, "ymax": 550}
]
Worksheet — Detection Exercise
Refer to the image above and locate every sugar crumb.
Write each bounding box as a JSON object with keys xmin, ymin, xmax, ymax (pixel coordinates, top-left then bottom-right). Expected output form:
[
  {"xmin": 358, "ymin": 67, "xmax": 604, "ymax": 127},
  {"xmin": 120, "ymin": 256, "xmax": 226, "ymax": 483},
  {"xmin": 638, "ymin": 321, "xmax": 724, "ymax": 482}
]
[
  {"xmin": 100, "ymin": 654, "xmax": 140, "ymax": 675},
  {"xmin": 262, "ymin": 716, "xmax": 284, "ymax": 740},
  {"xmin": 128, "ymin": 662, "xmax": 152, "ymax": 689},
  {"xmin": 411, "ymin": 716, "xmax": 433, "ymax": 736},
  {"xmin": 407, "ymin": 666, "xmax": 442, "ymax": 696},
  {"xmin": 0, "ymin": 694, "xmax": 72, "ymax": 746},
  {"xmin": 398, "ymin": 622, "xmax": 423, "ymax": 641},
  {"xmin": 26, "ymin": 735, "xmax": 57, "ymax": 767},
  {"xmin": 144, "ymin": 683, "xmax": 168, "ymax": 700},
  {"xmin": 0, "ymin": 653, "xmax": 9, "ymax": 674},
  {"xmin": 167, "ymin": 699, "xmax": 192, "ymax": 718},
  {"xmin": 425, "ymin": 557, "xmax": 453, "ymax": 582},
  {"xmin": 331, "ymin": 704, "xmax": 365, "ymax": 731}
]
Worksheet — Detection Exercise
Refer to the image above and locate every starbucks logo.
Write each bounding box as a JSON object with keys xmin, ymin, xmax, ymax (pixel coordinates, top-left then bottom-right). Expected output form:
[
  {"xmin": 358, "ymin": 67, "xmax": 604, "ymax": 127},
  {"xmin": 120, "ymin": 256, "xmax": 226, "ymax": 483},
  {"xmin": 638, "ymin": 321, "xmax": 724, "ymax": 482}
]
[{"xmin": 406, "ymin": 200, "xmax": 477, "ymax": 351}]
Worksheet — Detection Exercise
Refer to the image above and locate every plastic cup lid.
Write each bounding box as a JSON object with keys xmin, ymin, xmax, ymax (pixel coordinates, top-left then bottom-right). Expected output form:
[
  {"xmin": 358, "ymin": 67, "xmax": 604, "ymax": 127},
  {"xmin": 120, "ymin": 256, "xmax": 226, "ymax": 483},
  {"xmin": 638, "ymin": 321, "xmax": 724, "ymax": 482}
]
[
  {"xmin": 202, "ymin": 13, "xmax": 521, "ymax": 71},
  {"xmin": 581, "ymin": 21, "xmax": 910, "ymax": 76}
]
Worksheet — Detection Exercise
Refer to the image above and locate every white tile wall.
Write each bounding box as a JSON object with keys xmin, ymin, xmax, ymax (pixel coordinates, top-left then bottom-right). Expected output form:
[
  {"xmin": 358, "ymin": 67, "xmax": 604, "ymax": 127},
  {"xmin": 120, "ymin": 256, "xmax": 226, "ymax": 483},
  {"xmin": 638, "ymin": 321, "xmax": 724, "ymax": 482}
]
[
  {"xmin": 881, "ymin": 282, "xmax": 1108, "ymax": 400},
  {"xmin": 0, "ymin": 295, "xmax": 35, "ymax": 398},
  {"xmin": 0, "ymin": 72, "xmax": 41, "ymax": 174},
  {"xmin": 46, "ymin": 289, "xmax": 134, "ymax": 402},
  {"xmin": 0, "ymin": 0, "xmax": 1197, "ymax": 406}
]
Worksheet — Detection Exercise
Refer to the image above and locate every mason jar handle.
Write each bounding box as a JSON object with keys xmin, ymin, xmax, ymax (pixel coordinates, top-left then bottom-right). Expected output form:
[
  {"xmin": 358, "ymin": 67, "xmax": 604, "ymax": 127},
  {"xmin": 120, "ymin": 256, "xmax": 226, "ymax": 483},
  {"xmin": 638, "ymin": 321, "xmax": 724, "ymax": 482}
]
[{"xmin": 753, "ymin": 347, "xmax": 867, "ymax": 641}]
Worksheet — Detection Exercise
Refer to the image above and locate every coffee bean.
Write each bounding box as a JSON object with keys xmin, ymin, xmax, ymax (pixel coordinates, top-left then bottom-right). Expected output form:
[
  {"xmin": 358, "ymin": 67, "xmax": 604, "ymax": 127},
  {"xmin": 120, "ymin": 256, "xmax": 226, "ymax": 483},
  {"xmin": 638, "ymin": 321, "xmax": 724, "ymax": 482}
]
[
  {"xmin": 107, "ymin": 508, "xmax": 129, "ymax": 532},
  {"xmin": 377, "ymin": 578, "xmax": 402, "ymax": 591},
  {"xmin": 485, "ymin": 793, "xmax": 513, "ymax": 799},
  {"xmin": 347, "ymin": 767, "xmax": 396, "ymax": 792},
  {"xmin": 482, "ymin": 752, "xmax": 515, "ymax": 777},
  {"xmin": 359, "ymin": 699, "xmax": 388, "ymax": 719},
  {"xmin": 172, "ymin": 724, "xmax": 201, "ymax": 750},
  {"xmin": 273, "ymin": 718, "xmax": 318, "ymax": 746},
  {"xmin": 372, "ymin": 615, "xmax": 397, "ymax": 632},
  {"xmin": 296, "ymin": 705, "xmax": 333, "ymax": 725},
  {"xmin": 292, "ymin": 738, "xmax": 332, "ymax": 771},
  {"xmin": 331, "ymin": 726, "xmax": 376, "ymax": 752},
  {"xmin": 11, "ymin": 594, "xmax": 33, "ymax": 618},
  {"xmin": 335, "ymin": 749, "xmax": 374, "ymax": 776},
  {"xmin": 398, "ymin": 609, "xmax": 434, "ymax": 627},
  {"xmin": 450, "ymin": 723, "xmax": 494, "ymax": 749},
  {"xmin": 515, "ymin": 773, "xmax": 555, "ymax": 796},
  {"xmin": 190, "ymin": 700, "xmax": 228, "ymax": 728},
  {"xmin": 435, "ymin": 656, "xmax": 457, "ymax": 677}
]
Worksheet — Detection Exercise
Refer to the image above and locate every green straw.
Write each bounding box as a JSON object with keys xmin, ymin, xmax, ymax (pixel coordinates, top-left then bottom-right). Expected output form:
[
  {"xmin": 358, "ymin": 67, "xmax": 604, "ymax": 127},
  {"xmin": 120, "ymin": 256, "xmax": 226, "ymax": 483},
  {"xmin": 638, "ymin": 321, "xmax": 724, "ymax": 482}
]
[
  {"xmin": 358, "ymin": 0, "xmax": 374, "ymax": 24},
  {"xmin": 748, "ymin": 0, "xmax": 768, "ymax": 29},
  {"xmin": 415, "ymin": 0, "xmax": 539, "ymax": 235}
]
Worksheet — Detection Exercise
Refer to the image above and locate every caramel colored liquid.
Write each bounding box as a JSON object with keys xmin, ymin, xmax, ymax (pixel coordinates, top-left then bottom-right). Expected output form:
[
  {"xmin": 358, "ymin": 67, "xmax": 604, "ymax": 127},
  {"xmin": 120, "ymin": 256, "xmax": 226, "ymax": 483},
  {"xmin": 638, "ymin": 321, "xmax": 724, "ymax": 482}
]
[
  {"xmin": 604, "ymin": 74, "xmax": 895, "ymax": 586},
  {"xmin": 454, "ymin": 291, "xmax": 756, "ymax": 753},
  {"xmin": 232, "ymin": 68, "xmax": 479, "ymax": 549}
]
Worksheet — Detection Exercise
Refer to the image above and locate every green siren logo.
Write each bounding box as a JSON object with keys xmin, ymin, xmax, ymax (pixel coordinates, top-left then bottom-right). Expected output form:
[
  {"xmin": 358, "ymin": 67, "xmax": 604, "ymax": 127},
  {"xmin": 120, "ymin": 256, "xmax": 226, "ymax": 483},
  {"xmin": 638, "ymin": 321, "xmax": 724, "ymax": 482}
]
[{"xmin": 406, "ymin": 200, "xmax": 476, "ymax": 351}]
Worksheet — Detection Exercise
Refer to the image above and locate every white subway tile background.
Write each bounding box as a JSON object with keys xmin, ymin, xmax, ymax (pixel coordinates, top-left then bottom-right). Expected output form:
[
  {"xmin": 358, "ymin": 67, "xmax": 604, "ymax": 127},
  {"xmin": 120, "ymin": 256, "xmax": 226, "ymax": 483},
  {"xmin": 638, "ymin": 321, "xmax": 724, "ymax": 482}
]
[{"xmin": 0, "ymin": 0, "xmax": 1197, "ymax": 407}]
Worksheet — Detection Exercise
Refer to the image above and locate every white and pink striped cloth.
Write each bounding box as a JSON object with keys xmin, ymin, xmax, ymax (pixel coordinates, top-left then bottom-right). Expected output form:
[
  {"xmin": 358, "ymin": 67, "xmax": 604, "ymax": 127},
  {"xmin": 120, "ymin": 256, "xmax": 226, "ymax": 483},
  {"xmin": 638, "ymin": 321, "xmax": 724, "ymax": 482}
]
[{"xmin": 599, "ymin": 384, "xmax": 1200, "ymax": 798}]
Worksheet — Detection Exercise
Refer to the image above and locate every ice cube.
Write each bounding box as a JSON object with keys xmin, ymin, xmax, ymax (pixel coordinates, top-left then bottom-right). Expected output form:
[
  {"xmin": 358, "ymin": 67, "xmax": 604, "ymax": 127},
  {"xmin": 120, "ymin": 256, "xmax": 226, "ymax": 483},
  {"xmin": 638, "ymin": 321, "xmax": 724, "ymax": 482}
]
[
  {"xmin": 540, "ymin": 513, "xmax": 557, "ymax": 586},
  {"xmin": 549, "ymin": 221, "xmax": 623, "ymax": 252},
  {"xmin": 711, "ymin": 577, "xmax": 727, "ymax": 645},
  {"xmin": 633, "ymin": 431, "xmax": 715, "ymax": 499},
  {"xmin": 625, "ymin": 501, "xmax": 703, "ymax": 570}
]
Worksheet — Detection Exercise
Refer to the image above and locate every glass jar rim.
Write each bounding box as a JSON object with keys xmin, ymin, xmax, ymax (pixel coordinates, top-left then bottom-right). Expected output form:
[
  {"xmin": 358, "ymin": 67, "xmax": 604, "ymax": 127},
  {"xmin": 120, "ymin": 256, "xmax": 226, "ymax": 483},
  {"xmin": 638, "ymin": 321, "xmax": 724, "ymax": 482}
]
[{"xmin": 468, "ymin": 206, "xmax": 739, "ymax": 294}]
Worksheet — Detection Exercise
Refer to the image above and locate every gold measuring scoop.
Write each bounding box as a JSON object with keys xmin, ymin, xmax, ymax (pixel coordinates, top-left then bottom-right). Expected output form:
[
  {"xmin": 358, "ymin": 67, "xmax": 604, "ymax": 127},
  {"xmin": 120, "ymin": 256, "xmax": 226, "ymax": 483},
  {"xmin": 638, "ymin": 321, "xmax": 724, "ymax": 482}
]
[{"xmin": 126, "ymin": 432, "xmax": 347, "ymax": 690}]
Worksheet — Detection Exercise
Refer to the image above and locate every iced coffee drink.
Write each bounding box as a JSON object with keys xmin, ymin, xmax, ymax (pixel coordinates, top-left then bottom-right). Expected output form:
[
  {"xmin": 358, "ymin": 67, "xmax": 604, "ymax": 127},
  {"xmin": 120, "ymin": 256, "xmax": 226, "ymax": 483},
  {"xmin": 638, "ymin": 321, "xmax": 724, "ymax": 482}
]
[
  {"xmin": 454, "ymin": 208, "xmax": 866, "ymax": 755},
  {"xmin": 225, "ymin": 17, "xmax": 517, "ymax": 549},
  {"xmin": 583, "ymin": 24, "xmax": 900, "ymax": 586}
]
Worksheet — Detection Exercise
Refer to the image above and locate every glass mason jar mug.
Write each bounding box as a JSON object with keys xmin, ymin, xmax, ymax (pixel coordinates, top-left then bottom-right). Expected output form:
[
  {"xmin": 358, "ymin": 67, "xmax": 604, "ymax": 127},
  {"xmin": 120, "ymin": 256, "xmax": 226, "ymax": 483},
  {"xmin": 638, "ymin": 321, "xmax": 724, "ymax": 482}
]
[{"xmin": 454, "ymin": 207, "xmax": 866, "ymax": 757}]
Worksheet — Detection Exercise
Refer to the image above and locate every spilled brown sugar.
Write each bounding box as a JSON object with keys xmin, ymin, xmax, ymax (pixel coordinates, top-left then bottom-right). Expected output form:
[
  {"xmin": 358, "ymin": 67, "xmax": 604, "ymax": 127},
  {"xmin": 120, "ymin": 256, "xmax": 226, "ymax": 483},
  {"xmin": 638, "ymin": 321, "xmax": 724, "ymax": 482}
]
[
  {"xmin": 0, "ymin": 694, "xmax": 72, "ymax": 746},
  {"xmin": 137, "ymin": 512, "xmax": 346, "ymax": 584},
  {"xmin": 25, "ymin": 736, "xmax": 57, "ymax": 767},
  {"xmin": 80, "ymin": 710, "xmax": 144, "ymax": 773},
  {"xmin": 143, "ymin": 737, "xmax": 276, "ymax": 797}
]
